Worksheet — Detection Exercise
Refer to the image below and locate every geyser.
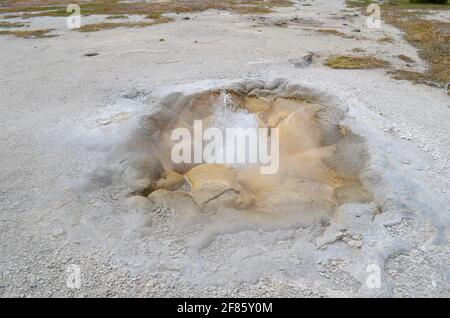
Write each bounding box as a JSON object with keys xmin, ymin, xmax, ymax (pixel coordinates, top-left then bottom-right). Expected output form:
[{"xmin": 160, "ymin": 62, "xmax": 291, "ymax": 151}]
[{"xmin": 122, "ymin": 81, "xmax": 372, "ymax": 223}]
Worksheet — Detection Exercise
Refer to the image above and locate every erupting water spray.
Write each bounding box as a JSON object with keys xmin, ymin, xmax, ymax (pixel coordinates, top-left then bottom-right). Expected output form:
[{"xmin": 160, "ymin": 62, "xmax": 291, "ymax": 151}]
[{"xmin": 170, "ymin": 120, "xmax": 280, "ymax": 175}]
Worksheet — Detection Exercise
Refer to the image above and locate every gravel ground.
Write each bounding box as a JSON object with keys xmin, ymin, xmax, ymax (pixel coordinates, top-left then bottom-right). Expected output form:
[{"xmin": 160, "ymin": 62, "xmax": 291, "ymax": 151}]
[{"xmin": 0, "ymin": 0, "xmax": 449, "ymax": 297}]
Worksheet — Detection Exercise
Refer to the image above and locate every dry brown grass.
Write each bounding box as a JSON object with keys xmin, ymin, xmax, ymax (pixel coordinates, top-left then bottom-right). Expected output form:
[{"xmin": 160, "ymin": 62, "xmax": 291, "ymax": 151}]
[
  {"xmin": 78, "ymin": 17, "xmax": 174, "ymax": 32},
  {"xmin": 105, "ymin": 15, "xmax": 128, "ymax": 20},
  {"xmin": 385, "ymin": 15, "xmax": 450, "ymax": 86},
  {"xmin": 146, "ymin": 13, "xmax": 162, "ymax": 19},
  {"xmin": 2, "ymin": 14, "xmax": 23, "ymax": 19},
  {"xmin": 377, "ymin": 36, "xmax": 394, "ymax": 44},
  {"xmin": 325, "ymin": 55, "xmax": 389, "ymax": 69},
  {"xmin": 0, "ymin": 28, "xmax": 55, "ymax": 38},
  {"xmin": 317, "ymin": 28, "xmax": 346, "ymax": 37},
  {"xmin": 389, "ymin": 69, "xmax": 425, "ymax": 82},
  {"xmin": 0, "ymin": 21, "xmax": 25, "ymax": 28},
  {"xmin": 0, "ymin": 0, "xmax": 292, "ymax": 17},
  {"xmin": 231, "ymin": 5, "xmax": 272, "ymax": 14},
  {"xmin": 397, "ymin": 54, "xmax": 416, "ymax": 63},
  {"xmin": 346, "ymin": 0, "xmax": 450, "ymax": 88},
  {"xmin": 0, "ymin": 1, "xmax": 292, "ymax": 36}
]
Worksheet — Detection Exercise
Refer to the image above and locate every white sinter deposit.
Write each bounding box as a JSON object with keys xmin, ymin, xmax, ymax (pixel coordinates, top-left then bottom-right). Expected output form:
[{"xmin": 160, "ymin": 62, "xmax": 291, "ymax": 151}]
[
  {"xmin": 60, "ymin": 79, "xmax": 449, "ymax": 297},
  {"xmin": 1, "ymin": 0, "xmax": 449, "ymax": 298}
]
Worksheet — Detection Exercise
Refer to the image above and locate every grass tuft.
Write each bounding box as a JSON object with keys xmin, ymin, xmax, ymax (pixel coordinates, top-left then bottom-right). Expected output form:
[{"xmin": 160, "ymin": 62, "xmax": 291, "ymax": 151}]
[
  {"xmin": 325, "ymin": 55, "xmax": 389, "ymax": 69},
  {"xmin": 0, "ymin": 28, "xmax": 55, "ymax": 38},
  {"xmin": 377, "ymin": 36, "xmax": 395, "ymax": 44},
  {"xmin": 317, "ymin": 28, "xmax": 346, "ymax": 37},
  {"xmin": 77, "ymin": 17, "xmax": 174, "ymax": 32},
  {"xmin": 0, "ymin": 21, "xmax": 26, "ymax": 28},
  {"xmin": 105, "ymin": 15, "xmax": 128, "ymax": 20},
  {"xmin": 397, "ymin": 54, "xmax": 416, "ymax": 63}
]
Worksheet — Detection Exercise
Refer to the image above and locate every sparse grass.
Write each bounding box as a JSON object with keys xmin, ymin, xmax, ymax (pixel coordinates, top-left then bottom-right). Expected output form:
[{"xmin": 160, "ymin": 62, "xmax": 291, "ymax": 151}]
[
  {"xmin": 146, "ymin": 13, "xmax": 162, "ymax": 20},
  {"xmin": 352, "ymin": 48, "xmax": 366, "ymax": 53},
  {"xmin": 347, "ymin": 0, "xmax": 449, "ymax": 10},
  {"xmin": 317, "ymin": 28, "xmax": 346, "ymax": 37},
  {"xmin": 77, "ymin": 22, "xmax": 132, "ymax": 33},
  {"xmin": 231, "ymin": 5, "xmax": 272, "ymax": 14},
  {"xmin": 0, "ymin": 5, "xmax": 64, "ymax": 14},
  {"xmin": 0, "ymin": 1, "xmax": 293, "ymax": 17},
  {"xmin": 386, "ymin": 16, "xmax": 449, "ymax": 86},
  {"xmin": 325, "ymin": 55, "xmax": 390, "ymax": 69},
  {"xmin": 0, "ymin": 28, "xmax": 55, "ymax": 38},
  {"xmin": 346, "ymin": 0, "xmax": 450, "ymax": 87},
  {"xmin": 389, "ymin": 69, "xmax": 426, "ymax": 81},
  {"xmin": 377, "ymin": 36, "xmax": 394, "ymax": 44},
  {"xmin": 398, "ymin": 54, "xmax": 416, "ymax": 63},
  {"xmin": 0, "ymin": 21, "xmax": 25, "ymax": 28},
  {"xmin": 2, "ymin": 14, "xmax": 24, "ymax": 19},
  {"xmin": 77, "ymin": 17, "xmax": 174, "ymax": 32},
  {"xmin": 346, "ymin": 0, "xmax": 373, "ymax": 8},
  {"xmin": 0, "ymin": 1, "xmax": 292, "ymax": 39},
  {"xmin": 105, "ymin": 15, "xmax": 128, "ymax": 20}
]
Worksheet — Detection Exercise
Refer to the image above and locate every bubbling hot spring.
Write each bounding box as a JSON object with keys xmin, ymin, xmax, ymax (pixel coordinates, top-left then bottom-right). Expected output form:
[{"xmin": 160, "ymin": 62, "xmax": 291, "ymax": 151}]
[{"xmin": 123, "ymin": 83, "xmax": 372, "ymax": 227}]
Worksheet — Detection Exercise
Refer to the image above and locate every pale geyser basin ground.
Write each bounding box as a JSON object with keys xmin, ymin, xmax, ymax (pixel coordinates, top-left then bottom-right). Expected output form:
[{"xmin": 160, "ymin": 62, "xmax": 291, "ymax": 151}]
[{"xmin": 0, "ymin": 0, "xmax": 449, "ymax": 297}]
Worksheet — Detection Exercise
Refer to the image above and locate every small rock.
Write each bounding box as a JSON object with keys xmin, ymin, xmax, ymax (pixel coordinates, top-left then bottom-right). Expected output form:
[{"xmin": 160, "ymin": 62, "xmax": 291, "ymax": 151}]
[{"xmin": 289, "ymin": 52, "xmax": 314, "ymax": 68}]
